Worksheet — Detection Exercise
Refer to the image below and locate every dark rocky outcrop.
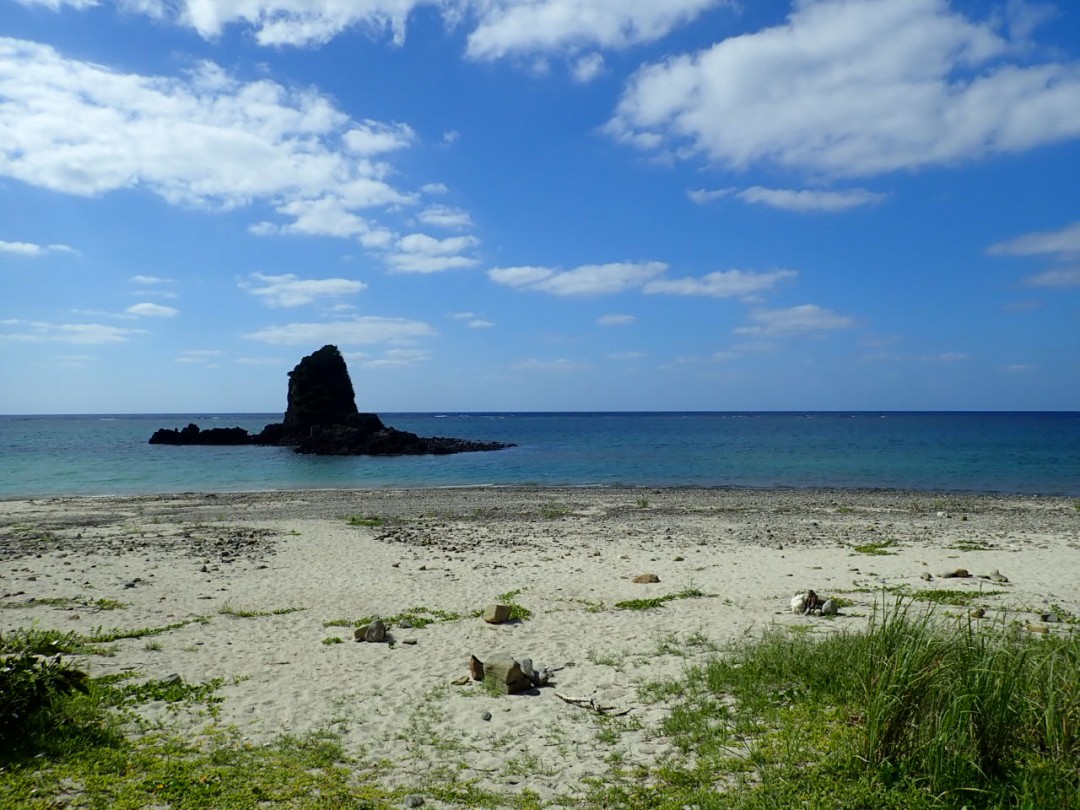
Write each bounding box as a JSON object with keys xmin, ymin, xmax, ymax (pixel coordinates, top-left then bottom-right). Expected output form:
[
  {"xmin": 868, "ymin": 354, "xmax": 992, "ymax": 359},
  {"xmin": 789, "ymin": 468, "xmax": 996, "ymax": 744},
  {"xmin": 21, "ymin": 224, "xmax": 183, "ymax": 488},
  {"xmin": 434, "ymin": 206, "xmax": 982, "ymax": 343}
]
[
  {"xmin": 149, "ymin": 345, "xmax": 512, "ymax": 457},
  {"xmin": 149, "ymin": 424, "xmax": 254, "ymax": 446}
]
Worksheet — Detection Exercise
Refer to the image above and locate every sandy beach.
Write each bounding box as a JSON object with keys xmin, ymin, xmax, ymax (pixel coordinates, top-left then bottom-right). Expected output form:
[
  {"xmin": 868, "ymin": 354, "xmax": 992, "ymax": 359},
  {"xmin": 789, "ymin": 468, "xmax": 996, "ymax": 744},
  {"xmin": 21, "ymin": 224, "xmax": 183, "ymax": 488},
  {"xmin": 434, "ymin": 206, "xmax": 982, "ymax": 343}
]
[{"xmin": 3, "ymin": 487, "xmax": 1078, "ymax": 806}]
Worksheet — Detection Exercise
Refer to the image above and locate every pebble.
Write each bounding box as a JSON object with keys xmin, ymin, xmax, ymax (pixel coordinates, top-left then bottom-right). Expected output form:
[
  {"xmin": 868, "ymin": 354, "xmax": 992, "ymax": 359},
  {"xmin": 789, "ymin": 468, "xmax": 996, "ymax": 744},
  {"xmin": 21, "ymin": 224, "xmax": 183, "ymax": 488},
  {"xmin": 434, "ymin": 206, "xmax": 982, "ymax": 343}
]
[
  {"xmin": 633, "ymin": 573, "xmax": 660, "ymax": 584},
  {"xmin": 404, "ymin": 795, "xmax": 425, "ymax": 808},
  {"xmin": 480, "ymin": 711, "xmax": 492, "ymax": 721},
  {"xmin": 970, "ymin": 608, "xmax": 986, "ymax": 619},
  {"xmin": 920, "ymin": 571, "xmax": 933, "ymax": 581},
  {"xmin": 1040, "ymin": 613, "xmax": 1060, "ymax": 623}
]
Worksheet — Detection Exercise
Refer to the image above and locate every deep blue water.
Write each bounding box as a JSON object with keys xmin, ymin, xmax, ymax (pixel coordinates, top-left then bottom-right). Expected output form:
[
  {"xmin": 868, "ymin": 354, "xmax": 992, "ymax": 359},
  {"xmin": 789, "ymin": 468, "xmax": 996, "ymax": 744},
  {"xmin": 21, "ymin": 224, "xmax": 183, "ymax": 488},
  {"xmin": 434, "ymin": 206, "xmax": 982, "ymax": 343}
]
[{"xmin": 1, "ymin": 412, "xmax": 1078, "ymax": 498}]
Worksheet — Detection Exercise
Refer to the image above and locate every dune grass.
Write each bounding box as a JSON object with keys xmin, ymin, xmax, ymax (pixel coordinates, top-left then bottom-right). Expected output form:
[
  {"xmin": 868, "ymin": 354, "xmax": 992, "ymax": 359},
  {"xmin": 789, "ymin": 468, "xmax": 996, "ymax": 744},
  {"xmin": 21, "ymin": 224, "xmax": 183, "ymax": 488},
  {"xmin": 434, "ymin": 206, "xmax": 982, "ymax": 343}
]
[{"xmin": 597, "ymin": 598, "xmax": 1080, "ymax": 809}]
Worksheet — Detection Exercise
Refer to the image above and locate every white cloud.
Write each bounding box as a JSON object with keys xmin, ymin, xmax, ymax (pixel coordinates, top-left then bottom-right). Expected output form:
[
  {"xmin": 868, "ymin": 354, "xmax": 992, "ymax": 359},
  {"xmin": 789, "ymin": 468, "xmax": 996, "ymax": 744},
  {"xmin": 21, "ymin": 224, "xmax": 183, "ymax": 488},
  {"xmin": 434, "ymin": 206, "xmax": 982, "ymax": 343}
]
[
  {"xmin": 0, "ymin": 239, "xmax": 75, "ymax": 256},
  {"xmin": 734, "ymin": 304, "xmax": 855, "ymax": 336},
  {"xmin": 126, "ymin": 302, "xmax": 178, "ymax": 317},
  {"xmin": 129, "ymin": 274, "xmax": 171, "ymax": 284},
  {"xmin": 13, "ymin": 0, "xmax": 98, "ymax": 8},
  {"xmin": 0, "ymin": 38, "xmax": 423, "ymax": 245},
  {"xmin": 359, "ymin": 348, "xmax": 431, "ymax": 367},
  {"xmin": 418, "ymin": 205, "xmax": 473, "ymax": 230},
  {"xmin": 608, "ymin": 0, "xmax": 1080, "ymax": 177},
  {"xmin": 239, "ymin": 272, "xmax": 367, "ymax": 307},
  {"xmin": 598, "ymin": 314, "xmax": 635, "ymax": 326},
  {"xmin": 387, "ymin": 233, "xmax": 480, "ymax": 273},
  {"xmin": 343, "ymin": 120, "xmax": 415, "ymax": 155},
  {"xmin": 987, "ymin": 221, "xmax": 1080, "ymax": 258},
  {"xmin": 686, "ymin": 188, "xmax": 734, "ymax": 205},
  {"xmin": 449, "ymin": 311, "xmax": 477, "ymax": 319},
  {"xmin": 21, "ymin": 0, "xmax": 726, "ymax": 62},
  {"xmin": 176, "ymin": 349, "xmax": 223, "ymax": 363},
  {"xmin": 465, "ymin": 0, "xmax": 722, "ymax": 61},
  {"xmin": 489, "ymin": 261, "xmax": 666, "ymax": 295},
  {"xmin": 609, "ymin": 351, "xmax": 644, "ymax": 360},
  {"xmin": 644, "ymin": 268, "xmax": 796, "ymax": 298},
  {"xmin": 245, "ymin": 316, "xmax": 435, "ymax": 346},
  {"xmin": 572, "ymin": 52, "xmax": 605, "ymax": 84},
  {"xmin": 731, "ymin": 186, "xmax": 888, "ymax": 212},
  {"xmin": 1026, "ymin": 267, "xmax": 1080, "ymax": 287},
  {"xmin": 422, "ymin": 182, "xmax": 449, "ymax": 195},
  {"xmin": 0, "ymin": 319, "xmax": 148, "ymax": 344},
  {"xmin": 1003, "ymin": 363, "xmax": 1036, "ymax": 372}
]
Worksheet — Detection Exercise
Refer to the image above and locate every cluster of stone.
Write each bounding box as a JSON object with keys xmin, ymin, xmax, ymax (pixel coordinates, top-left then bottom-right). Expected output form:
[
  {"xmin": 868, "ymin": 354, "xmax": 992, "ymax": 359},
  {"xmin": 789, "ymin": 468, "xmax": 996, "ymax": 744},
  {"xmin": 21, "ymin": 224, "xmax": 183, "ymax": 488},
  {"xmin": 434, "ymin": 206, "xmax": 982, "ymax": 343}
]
[{"xmin": 150, "ymin": 345, "xmax": 512, "ymax": 456}]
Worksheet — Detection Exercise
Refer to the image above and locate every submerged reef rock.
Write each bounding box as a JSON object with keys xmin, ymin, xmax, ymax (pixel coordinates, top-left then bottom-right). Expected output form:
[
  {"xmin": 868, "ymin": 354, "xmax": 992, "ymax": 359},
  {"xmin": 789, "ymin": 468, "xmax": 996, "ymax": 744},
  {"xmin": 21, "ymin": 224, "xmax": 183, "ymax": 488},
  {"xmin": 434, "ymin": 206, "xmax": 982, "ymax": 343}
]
[{"xmin": 149, "ymin": 345, "xmax": 512, "ymax": 457}]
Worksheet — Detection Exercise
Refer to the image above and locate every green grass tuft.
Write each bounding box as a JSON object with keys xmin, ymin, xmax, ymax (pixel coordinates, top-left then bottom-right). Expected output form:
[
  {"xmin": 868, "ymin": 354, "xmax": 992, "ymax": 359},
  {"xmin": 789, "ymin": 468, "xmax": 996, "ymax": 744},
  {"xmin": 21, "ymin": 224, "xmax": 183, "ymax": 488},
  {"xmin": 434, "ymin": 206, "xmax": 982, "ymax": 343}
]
[
  {"xmin": 615, "ymin": 586, "xmax": 707, "ymax": 611},
  {"xmin": 345, "ymin": 515, "xmax": 384, "ymax": 527}
]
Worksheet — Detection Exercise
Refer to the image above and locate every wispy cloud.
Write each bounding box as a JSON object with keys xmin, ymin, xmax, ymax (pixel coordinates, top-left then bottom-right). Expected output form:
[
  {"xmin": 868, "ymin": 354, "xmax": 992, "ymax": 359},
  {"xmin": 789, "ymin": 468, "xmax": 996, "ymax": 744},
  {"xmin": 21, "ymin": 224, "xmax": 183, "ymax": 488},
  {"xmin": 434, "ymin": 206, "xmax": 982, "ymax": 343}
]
[
  {"xmin": 644, "ymin": 269, "xmax": 796, "ymax": 298},
  {"xmin": 0, "ymin": 239, "xmax": 76, "ymax": 256},
  {"xmin": 130, "ymin": 275, "xmax": 172, "ymax": 285},
  {"xmin": 598, "ymin": 314, "xmax": 635, "ymax": 326},
  {"xmin": 0, "ymin": 319, "xmax": 148, "ymax": 344},
  {"xmin": 734, "ymin": 305, "xmax": 855, "ymax": 337},
  {"xmin": 490, "ymin": 261, "xmax": 666, "ymax": 296},
  {"xmin": 239, "ymin": 272, "xmax": 367, "ymax": 307},
  {"xmin": 244, "ymin": 317, "xmax": 435, "ymax": 346},
  {"xmin": 988, "ymin": 221, "xmax": 1080, "ymax": 258},
  {"xmin": 707, "ymin": 186, "xmax": 889, "ymax": 213},
  {"xmin": 126, "ymin": 303, "xmax": 179, "ymax": 318}
]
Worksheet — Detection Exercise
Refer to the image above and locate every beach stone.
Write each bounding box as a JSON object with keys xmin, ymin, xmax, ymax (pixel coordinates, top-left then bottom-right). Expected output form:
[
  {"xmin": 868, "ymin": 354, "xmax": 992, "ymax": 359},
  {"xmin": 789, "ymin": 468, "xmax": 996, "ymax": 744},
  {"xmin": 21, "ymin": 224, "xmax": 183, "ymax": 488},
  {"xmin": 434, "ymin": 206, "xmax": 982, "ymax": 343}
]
[
  {"xmin": 633, "ymin": 574, "xmax": 660, "ymax": 584},
  {"xmin": 970, "ymin": 608, "xmax": 986, "ymax": 619},
  {"xmin": 1027, "ymin": 624, "xmax": 1050, "ymax": 634},
  {"xmin": 481, "ymin": 711, "xmax": 492, "ymax": 721},
  {"xmin": 483, "ymin": 604, "xmax": 511, "ymax": 624},
  {"xmin": 450, "ymin": 675, "xmax": 470, "ymax": 686},
  {"xmin": 939, "ymin": 568, "xmax": 971, "ymax": 579},
  {"xmin": 402, "ymin": 638, "xmax": 418, "ymax": 645},
  {"xmin": 364, "ymin": 619, "xmax": 387, "ymax": 643},
  {"xmin": 354, "ymin": 625, "xmax": 369, "ymax": 641},
  {"xmin": 469, "ymin": 655, "xmax": 485, "ymax": 681},
  {"xmin": 920, "ymin": 571, "xmax": 933, "ymax": 581},
  {"xmin": 821, "ymin": 599, "xmax": 838, "ymax": 615},
  {"xmin": 990, "ymin": 570, "xmax": 1009, "ymax": 583},
  {"xmin": 790, "ymin": 593, "xmax": 808, "ymax": 614},
  {"xmin": 404, "ymin": 795, "xmax": 425, "ymax": 808},
  {"xmin": 484, "ymin": 653, "xmax": 532, "ymax": 694},
  {"xmin": 1040, "ymin": 613, "xmax": 1060, "ymax": 623},
  {"xmin": 519, "ymin": 658, "xmax": 535, "ymax": 679}
]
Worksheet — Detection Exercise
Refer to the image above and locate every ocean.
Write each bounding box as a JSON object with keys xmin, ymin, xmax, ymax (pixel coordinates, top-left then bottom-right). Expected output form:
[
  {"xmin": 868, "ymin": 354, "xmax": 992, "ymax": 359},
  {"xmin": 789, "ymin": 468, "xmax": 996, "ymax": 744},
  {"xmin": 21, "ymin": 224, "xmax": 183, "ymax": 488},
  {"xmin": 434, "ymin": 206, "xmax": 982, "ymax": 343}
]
[{"xmin": 1, "ymin": 412, "xmax": 1078, "ymax": 499}]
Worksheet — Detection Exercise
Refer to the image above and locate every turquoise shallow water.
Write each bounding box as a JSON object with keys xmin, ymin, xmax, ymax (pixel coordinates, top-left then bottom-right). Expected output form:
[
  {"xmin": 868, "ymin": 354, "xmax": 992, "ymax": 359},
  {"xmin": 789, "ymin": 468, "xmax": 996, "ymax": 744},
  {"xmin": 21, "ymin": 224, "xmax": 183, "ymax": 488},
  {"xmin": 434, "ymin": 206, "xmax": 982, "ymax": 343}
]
[{"xmin": 1, "ymin": 412, "xmax": 1078, "ymax": 498}]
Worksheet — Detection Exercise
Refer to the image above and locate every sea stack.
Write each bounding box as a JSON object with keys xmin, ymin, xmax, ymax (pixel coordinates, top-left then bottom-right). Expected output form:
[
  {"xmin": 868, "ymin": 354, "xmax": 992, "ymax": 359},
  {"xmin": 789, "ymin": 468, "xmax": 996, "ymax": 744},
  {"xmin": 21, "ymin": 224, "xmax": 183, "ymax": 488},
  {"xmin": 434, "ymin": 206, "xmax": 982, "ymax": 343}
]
[{"xmin": 150, "ymin": 345, "xmax": 512, "ymax": 456}]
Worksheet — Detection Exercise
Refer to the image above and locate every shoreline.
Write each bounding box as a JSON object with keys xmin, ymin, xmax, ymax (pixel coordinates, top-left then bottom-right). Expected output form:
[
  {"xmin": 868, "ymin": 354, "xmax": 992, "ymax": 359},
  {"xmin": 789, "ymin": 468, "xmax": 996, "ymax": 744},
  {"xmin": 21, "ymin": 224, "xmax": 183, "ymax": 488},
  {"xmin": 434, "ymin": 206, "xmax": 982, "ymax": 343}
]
[{"xmin": 3, "ymin": 487, "xmax": 1078, "ymax": 805}]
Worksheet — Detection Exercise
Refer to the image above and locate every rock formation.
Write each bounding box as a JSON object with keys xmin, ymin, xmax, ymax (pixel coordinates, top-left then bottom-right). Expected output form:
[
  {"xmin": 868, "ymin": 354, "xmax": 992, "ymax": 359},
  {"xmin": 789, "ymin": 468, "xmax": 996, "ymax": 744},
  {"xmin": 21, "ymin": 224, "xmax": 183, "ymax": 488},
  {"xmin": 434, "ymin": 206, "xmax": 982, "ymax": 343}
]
[{"xmin": 150, "ymin": 345, "xmax": 512, "ymax": 456}]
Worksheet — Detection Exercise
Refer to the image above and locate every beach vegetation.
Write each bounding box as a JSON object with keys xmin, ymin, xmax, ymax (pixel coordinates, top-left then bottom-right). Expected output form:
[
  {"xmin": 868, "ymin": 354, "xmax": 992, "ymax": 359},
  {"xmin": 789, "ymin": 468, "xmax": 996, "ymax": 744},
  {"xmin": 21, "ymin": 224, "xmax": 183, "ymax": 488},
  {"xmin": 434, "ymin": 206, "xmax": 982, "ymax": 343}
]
[
  {"xmin": 908, "ymin": 588, "xmax": 1005, "ymax": 607},
  {"xmin": 321, "ymin": 636, "xmax": 344, "ymax": 645},
  {"xmin": 346, "ymin": 514, "xmax": 384, "ymax": 527},
  {"xmin": 0, "ymin": 595, "xmax": 128, "ymax": 611},
  {"xmin": 492, "ymin": 588, "xmax": 532, "ymax": 621},
  {"xmin": 851, "ymin": 538, "xmax": 898, "ymax": 555},
  {"xmin": 594, "ymin": 598, "xmax": 1080, "ymax": 809},
  {"xmin": 85, "ymin": 619, "xmax": 201, "ymax": 644},
  {"xmin": 538, "ymin": 502, "xmax": 571, "ymax": 519},
  {"xmin": 615, "ymin": 585, "xmax": 707, "ymax": 611},
  {"xmin": 324, "ymin": 605, "xmax": 463, "ymax": 630},
  {"xmin": 635, "ymin": 496, "xmax": 650, "ymax": 508},
  {"xmin": 218, "ymin": 604, "xmax": 306, "ymax": 618}
]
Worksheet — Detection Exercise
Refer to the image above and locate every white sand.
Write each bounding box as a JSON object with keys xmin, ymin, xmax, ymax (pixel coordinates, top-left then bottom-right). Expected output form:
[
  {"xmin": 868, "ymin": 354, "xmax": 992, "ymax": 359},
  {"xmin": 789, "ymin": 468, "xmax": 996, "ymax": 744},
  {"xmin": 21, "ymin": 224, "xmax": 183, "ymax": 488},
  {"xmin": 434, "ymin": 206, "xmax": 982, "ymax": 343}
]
[{"xmin": 2, "ymin": 488, "xmax": 1078, "ymax": 804}]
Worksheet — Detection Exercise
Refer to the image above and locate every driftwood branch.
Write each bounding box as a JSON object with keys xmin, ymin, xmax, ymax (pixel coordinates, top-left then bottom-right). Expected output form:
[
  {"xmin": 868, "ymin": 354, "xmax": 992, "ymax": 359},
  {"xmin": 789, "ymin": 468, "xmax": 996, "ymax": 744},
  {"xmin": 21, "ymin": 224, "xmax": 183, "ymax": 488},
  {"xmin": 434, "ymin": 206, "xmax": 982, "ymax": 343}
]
[{"xmin": 553, "ymin": 693, "xmax": 632, "ymax": 716}]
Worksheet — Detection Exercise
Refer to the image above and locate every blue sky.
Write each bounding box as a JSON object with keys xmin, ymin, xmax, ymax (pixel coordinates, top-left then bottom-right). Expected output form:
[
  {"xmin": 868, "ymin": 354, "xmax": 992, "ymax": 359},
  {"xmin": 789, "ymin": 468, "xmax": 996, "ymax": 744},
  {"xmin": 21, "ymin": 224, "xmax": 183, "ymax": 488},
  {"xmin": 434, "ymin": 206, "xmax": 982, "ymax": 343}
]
[{"xmin": 2, "ymin": 0, "xmax": 1079, "ymax": 414}]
